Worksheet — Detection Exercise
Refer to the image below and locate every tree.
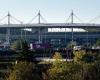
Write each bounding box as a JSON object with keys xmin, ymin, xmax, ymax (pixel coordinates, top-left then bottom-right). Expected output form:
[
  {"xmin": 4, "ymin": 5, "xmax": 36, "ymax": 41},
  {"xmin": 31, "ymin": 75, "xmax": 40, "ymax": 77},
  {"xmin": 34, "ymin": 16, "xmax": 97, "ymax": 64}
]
[
  {"xmin": 6, "ymin": 61, "xmax": 42, "ymax": 80},
  {"xmin": 67, "ymin": 41, "xmax": 76, "ymax": 48},
  {"xmin": 47, "ymin": 62, "xmax": 83, "ymax": 80},
  {"xmin": 73, "ymin": 50, "xmax": 86, "ymax": 63},
  {"xmin": 52, "ymin": 52, "xmax": 63, "ymax": 59},
  {"xmin": 74, "ymin": 50, "xmax": 96, "ymax": 63},
  {"xmin": 11, "ymin": 39, "xmax": 35, "ymax": 61},
  {"xmin": 10, "ymin": 39, "xmax": 30, "ymax": 52},
  {"xmin": 47, "ymin": 51, "xmax": 83, "ymax": 80},
  {"xmin": 96, "ymin": 39, "xmax": 100, "ymax": 46},
  {"xmin": 10, "ymin": 39, "xmax": 23, "ymax": 51},
  {"xmin": 81, "ymin": 61, "xmax": 100, "ymax": 80},
  {"xmin": 17, "ymin": 40, "xmax": 35, "ymax": 61}
]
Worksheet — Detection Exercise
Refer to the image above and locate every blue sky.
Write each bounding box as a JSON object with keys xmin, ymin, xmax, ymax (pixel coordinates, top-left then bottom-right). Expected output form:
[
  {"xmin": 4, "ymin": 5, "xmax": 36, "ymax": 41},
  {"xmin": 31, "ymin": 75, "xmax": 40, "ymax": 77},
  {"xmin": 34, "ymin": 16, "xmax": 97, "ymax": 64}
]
[{"xmin": 0, "ymin": 0, "xmax": 100, "ymax": 23}]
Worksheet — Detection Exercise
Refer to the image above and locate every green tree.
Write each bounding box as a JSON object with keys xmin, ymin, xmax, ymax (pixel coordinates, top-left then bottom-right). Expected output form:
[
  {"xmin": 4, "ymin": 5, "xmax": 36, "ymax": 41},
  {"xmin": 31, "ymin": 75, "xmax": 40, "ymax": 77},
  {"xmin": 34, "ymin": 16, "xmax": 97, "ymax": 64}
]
[
  {"xmin": 6, "ymin": 61, "xmax": 42, "ymax": 80},
  {"xmin": 48, "ymin": 62, "xmax": 83, "ymax": 80},
  {"xmin": 11, "ymin": 39, "xmax": 35, "ymax": 61},
  {"xmin": 10, "ymin": 39, "xmax": 30, "ymax": 52},
  {"xmin": 81, "ymin": 62, "xmax": 100, "ymax": 80},
  {"xmin": 47, "ymin": 52, "xmax": 83, "ymax": 80},
  {"xmin": 10, "ymin": 39, "xmax": 23, "ymax": 51},
  {"xmin": 96, "ymin": 39, "xmax": 100, "ymax": 46},
  {"xmin": 73, "ymin": 50, "xmax": 96, "ymax": 63},
  {"xmin": 73, "ymin": 50, "xmax": 86, "ymax": 63},
  {"xmin": 52, "ymin": 52, "xmax": 63, "ymax": 59},
  {"xmin": 47, "ymin": 50, "xmax": 100, "ymax": 80},
  {"xmin": 67, "ymin": 41, "xmax": 76, "ymax": 48},
  {"xmin": 18, "ymin": 40, "xmax": 35, "ymax": 61}
]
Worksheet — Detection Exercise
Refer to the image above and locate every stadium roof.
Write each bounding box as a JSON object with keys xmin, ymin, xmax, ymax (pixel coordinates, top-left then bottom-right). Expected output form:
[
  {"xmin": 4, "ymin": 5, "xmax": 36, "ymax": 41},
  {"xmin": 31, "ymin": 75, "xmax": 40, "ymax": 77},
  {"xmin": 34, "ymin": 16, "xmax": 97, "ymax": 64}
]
[{"xmin": 0, "ymin": 23, "xmax": 100, "ymax": 28}]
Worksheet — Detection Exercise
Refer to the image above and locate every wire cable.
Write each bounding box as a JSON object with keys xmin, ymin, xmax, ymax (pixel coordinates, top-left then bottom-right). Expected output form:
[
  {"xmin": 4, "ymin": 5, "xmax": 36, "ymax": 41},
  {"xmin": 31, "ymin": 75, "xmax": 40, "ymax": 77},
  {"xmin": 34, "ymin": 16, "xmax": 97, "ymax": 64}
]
[
  {"xmin": 10, "ymin": 15, "xmax": 22, "ymax": 23},
  {"xmin": 89, "ymin": 15, "xmax": 100, "ymax": 23},
  {"xmin": 65, "ymin": 15, "xmax": 71, "ymax": 23},
  {"xmin": 0, "ymin": 15, "xmax": 7, "ymax": 23},
  {"xmin": 74, "ymin": 13, "xmax": 83, "ymax": 23},
  {"xmin": 40, "ymin": 14, "xmax": 47, "ymax": 23},
  {"xmin": 28, "ymin": 14, "xmax": 38, "ymax": 23}
]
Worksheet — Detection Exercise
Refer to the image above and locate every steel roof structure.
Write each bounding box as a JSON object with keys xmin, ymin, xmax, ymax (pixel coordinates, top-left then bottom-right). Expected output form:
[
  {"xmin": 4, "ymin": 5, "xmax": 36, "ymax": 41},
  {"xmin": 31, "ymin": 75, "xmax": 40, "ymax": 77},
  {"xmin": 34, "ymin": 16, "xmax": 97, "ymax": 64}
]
[{"xmin": 0, "ymin": 23, "xmax": 100, "ymax": 28}]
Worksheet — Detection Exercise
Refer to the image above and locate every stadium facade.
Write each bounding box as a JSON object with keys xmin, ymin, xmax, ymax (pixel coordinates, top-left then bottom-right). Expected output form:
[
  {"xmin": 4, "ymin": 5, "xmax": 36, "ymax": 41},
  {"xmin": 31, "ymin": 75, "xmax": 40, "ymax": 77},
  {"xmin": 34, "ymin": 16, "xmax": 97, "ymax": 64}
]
[
  {"xmin": 0, "ymin": 11, "xmax": 100, "ymax": 48},
  {"xmin": 0, "ymin": 23, "xmax": 99, "ymax": 48}
]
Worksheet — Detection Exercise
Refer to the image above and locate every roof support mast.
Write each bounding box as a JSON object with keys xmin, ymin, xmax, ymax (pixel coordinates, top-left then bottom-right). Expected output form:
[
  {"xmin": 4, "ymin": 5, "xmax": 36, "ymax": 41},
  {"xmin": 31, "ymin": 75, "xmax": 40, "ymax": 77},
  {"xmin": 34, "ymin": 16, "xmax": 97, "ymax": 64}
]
[
  {"xmin": 8, "ymin": 12, "xmax": 10, "ymax": 25},
  {"xmin": 38, "ymin": 10, "xmax": 41, "ymax": 24},
  {"xmin": 38, "ymin": 10, "xmax": 41, "ymax": 43},
  {"xmin": 6, "ymin": 12, "xmax": 10, "ymax": 47},
  {"xmin": 71, "ymin": 10, "xmax": 74, "ymax": 44}
]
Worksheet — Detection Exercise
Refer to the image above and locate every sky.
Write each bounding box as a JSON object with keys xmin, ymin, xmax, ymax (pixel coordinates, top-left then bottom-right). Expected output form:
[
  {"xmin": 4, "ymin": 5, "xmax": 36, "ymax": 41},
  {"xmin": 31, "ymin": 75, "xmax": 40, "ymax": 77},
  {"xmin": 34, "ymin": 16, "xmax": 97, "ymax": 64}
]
[{"xmin": 0, "ymin": 0, "xmax": 100, "ymax": 23}]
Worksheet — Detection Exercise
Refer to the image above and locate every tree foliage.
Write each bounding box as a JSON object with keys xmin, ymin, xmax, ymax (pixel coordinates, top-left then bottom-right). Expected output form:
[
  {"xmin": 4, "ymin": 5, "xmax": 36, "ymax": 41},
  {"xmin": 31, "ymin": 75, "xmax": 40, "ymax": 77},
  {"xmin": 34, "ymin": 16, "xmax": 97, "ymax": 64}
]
[
  {"xmin": 73, "ymin": 50, "xmax": 86, "ymax": 63},
  {"xmin": 8, "ymin": 40, "xmax": 100, "ymax": 80},
  {"xmin": 10, "ymin": 39, "xmax": 30, "ymax": 52},
  {"xmin": 47, "ymin": 50, "xmax": 100, "ymax": 80},
  {"xmin": 96, "ymin": 39, "xmax": 100, "ymax": 46},
  {"xmin": 52, "ymin": 52, "xmax": 63, "ymax": 59},
  {"xmin": 6, "ymin": 61, "xmax": 42, "ymax": 80},
  {"xmin": 10, "ymin": 39, "xmax": 23, "ymax": 50},
  {"xmin": 67, "ymin": 41, "xmax": 76, "ymax": 48},
  {"xmin": 73, "ymin": 50, "xmax": 96, "ymax": 63},
  {"xmin": 47, "ymin": 62, "xmax": 83, "ymax": 80},
  {"xmin": 13, "ymin": 39, "xmax": 35, "ymax": 61}
]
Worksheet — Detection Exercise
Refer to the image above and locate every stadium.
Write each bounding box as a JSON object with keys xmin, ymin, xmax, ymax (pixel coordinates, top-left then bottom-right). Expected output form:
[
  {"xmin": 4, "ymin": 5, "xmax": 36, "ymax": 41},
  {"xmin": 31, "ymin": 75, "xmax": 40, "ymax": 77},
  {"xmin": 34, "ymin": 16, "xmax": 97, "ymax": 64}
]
[
  {"xmin": 0, "ymin": 11, "xmax": 99, "ymax": 49},
  {"xmin": 0, "ymin": 11, "xmax": 100, "ymax": 79}
]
